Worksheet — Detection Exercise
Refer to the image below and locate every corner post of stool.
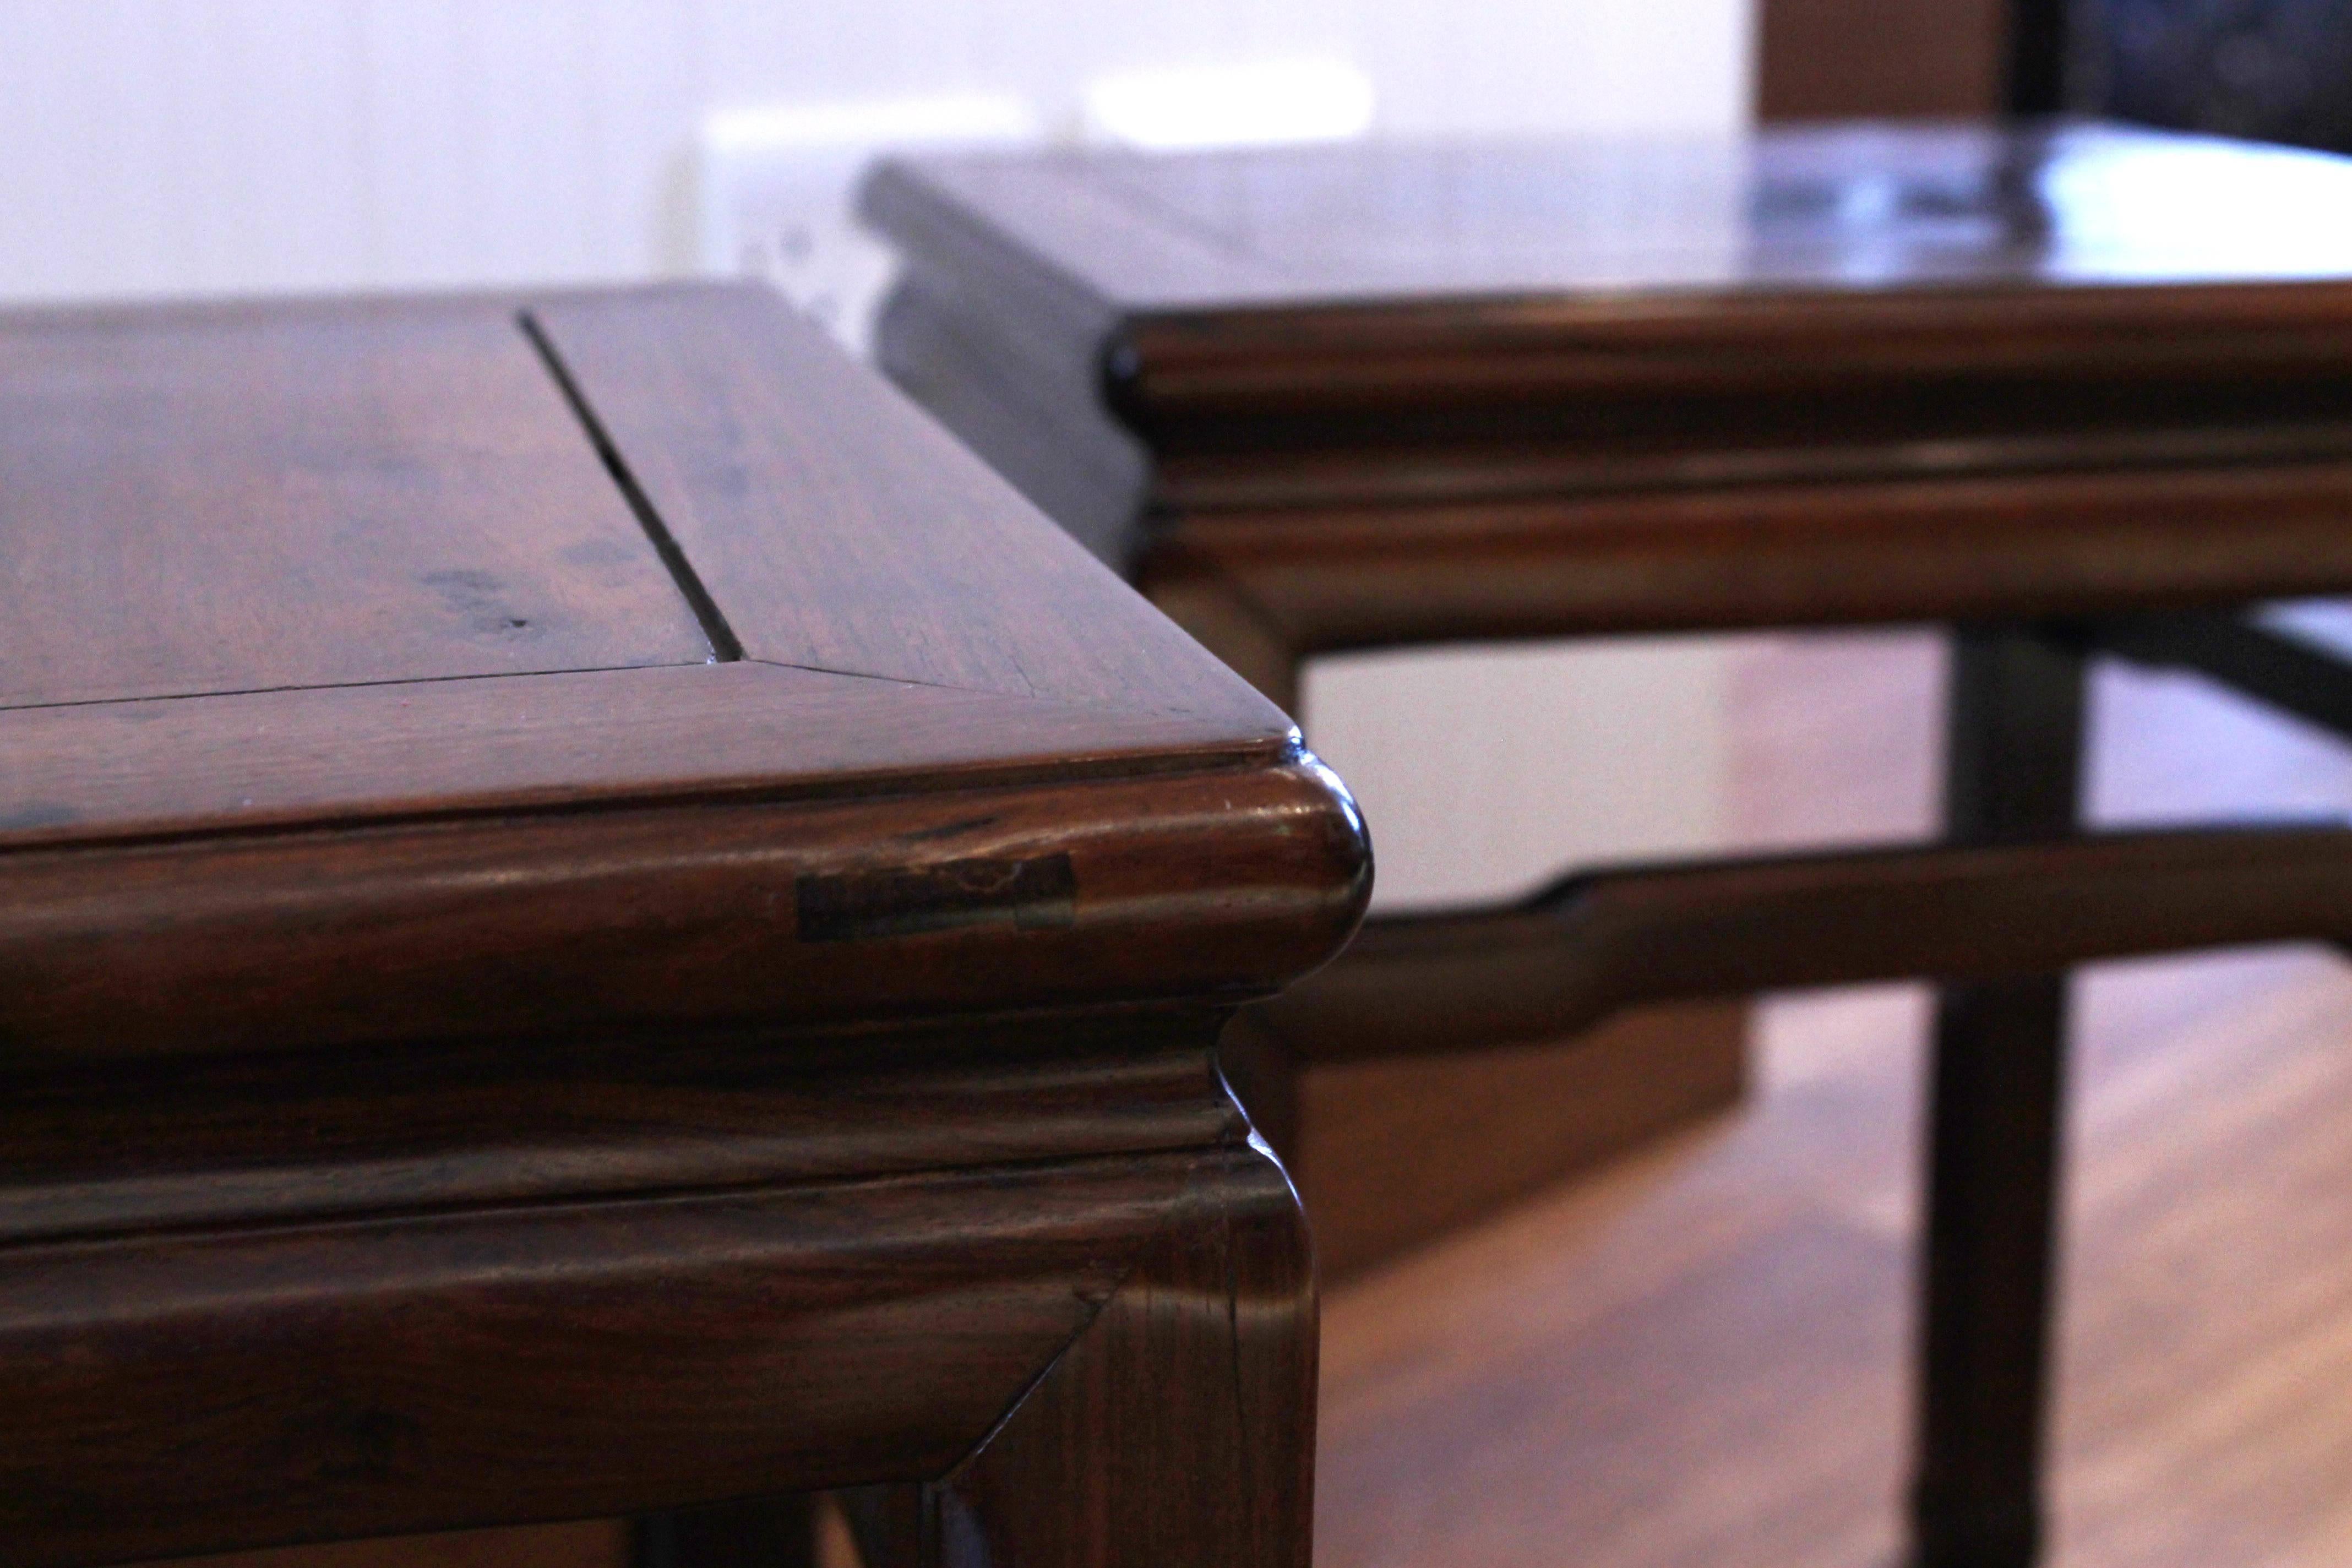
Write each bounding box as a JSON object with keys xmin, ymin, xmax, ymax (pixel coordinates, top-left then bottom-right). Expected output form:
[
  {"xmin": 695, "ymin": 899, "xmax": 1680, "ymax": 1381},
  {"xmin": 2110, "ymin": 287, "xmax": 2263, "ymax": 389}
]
[
  {"xmin": 846, "ymin": 1136, "xmax": 1318, "ymax": 1568},
  {"xmin": 1909, "ymin": 623, "xmax": 2087, "ymax": 1568}
]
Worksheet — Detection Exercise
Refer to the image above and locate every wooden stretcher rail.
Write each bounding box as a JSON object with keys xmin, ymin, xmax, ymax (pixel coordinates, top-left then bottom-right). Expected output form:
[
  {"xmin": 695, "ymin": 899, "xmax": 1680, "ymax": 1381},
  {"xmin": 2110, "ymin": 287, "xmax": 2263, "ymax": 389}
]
[
  {"xmin": 1257, "ymin": 824, "xmax": 2352, "ymax": 1064},
  {"xmin": 2092, "ymin": 611, "xmax": 2352, "ymax": 744}
]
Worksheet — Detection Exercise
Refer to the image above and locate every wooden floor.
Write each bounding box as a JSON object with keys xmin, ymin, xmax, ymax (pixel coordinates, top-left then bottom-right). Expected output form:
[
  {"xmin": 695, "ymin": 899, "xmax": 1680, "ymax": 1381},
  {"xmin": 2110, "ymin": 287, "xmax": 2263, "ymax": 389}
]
[{"xmin": 1317, "ymin": 626, "xmax": 2352, "ymax": 1568}]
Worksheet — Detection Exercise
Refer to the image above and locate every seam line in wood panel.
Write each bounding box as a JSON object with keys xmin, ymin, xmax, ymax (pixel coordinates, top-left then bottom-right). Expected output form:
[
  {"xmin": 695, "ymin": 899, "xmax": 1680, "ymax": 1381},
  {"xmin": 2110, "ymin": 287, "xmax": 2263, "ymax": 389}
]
[
  {"xmin": 742, "ymin": 655, "xmax": 1298, "ymax": 731},
  {"xmin": 519, "ymin": 310, "xmax": 746, "ymax": 663},
  {"xmin": 0, "ymin": 660, "xmax": 705, "ymax": 716},
  {"xmin": 940, "ymin": 1255, "xmax": 1139, "ymax": 1480},
  {"xmin": 0, "ymin": 736, "xmax": 1307, "ymax": 858}
]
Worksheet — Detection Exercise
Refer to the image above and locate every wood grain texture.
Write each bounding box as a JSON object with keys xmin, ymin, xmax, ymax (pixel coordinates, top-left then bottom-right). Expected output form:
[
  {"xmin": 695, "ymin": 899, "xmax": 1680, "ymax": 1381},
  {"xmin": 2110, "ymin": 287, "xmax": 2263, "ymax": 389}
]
[
  {"xmin": 0, "ymin": 297, "xmax": 711, "ymax": 709},
  {"xmin": 0, "ymin": 1031, "xmax": 1240, "ymax": 1247},
  {"xmin": 528, "ymin": 285, "xmax": 1278, "ymax": 728},
  {"xmin": 874, "ymin": 122, "xmax": 2352, "ymax": 334},
  {"xmin": 845, "ymin": 1141, "xmax": 1316, "ymax": 1568},
  {"xmin": 0, "ymin": 1148, "xmax": 1219, "ymax": 1566},
  {"xmin": 870, "ymin": 124, "xmax": 2352, "ymax": 601},
  {"xmin": 883, "ymin": 195, "xmax": 1773, "ymax": 1292},
  {"xmin": 0, "ymin": 1015, "xmax": 1313, "ymax": 1568},
  {"xmin": 0, "ymin": 661, "xmax": 1294, "ymax": 849},
  {"xmin": 869, "ymin": 135, "xmax": 2352, "ymax": 1568},
  {"xmin": 0, "ymin": 757, "xmax": 1366, "ymax": 1067},
  {"xmin": 0, "ymin": 286, "xmax": 1370, "ymax": 1068},
  {"xmin": 1144, "ymin": 459, "xmax": 2352, "ymax": 650},
  {"xmin": 0, "ymin": 286, "xmax": 1360, "ymax": 1568}
]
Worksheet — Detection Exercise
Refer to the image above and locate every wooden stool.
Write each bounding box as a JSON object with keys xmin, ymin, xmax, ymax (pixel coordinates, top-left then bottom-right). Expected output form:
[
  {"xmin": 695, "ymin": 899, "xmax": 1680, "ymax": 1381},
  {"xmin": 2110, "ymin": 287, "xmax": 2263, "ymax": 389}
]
[
  {"xmin": 865, "ymin": 121, "xmax": 2352, "ymax": 1567},
  {"xmin": 0, "ymin": 285, "xmax": 1368, "ymax": 1567}
]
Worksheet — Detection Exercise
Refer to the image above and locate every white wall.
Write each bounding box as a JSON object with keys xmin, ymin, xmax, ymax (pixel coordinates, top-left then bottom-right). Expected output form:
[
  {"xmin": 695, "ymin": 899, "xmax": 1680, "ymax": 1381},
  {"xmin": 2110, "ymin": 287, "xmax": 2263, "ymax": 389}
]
[
  {"xmin": 1306, "ymin": 639, "xmax": 1741, "ymax": 908},
  {"xmin": 0, "ymin": 0, "xmax": 1756, "ymax": 913},
  {"xmin": 0, "ymin": 0, "xmax": 1750, "ymax": 305}
]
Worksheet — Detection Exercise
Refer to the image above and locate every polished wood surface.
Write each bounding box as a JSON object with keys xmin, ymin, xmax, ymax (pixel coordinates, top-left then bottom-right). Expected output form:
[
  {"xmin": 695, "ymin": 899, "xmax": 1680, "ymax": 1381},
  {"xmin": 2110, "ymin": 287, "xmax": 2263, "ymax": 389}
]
[
  {"xmin": 1257, "ymin": 820, "xmax": 2352, "ymax": 1062},
  {"xmin": 870, "ymin": 127, "xmax": 2352, "ymax": 1567},
  {"xmin": 0, "ymin": 287, "xmax": 1367, "ymax": 1067},
  {"xmin": 0, "ymin": 1022, "xmax": 1240, "ymax": 1246},
  {"xmin": 6, "ymin": 1030, "xmax": 1288, "ymax": 1566},
  {"xmin": 0, "ymin": 298, "xmax": 710, "ymax": 707},
  {"xmin": 845, "ymin": 1139, "xmax": 1316, "ymax": 1568},
  {"xmin": 1, "ymin": 757, "xmax": 1359, "ymax": 1066},
  {"xmin": 529, "ymin": 288, "xmax": 1279, "ymax": 713},
  {"xmin": 1, "ymin": 286, "xmax": 1368, "ymax": 1567},
  {"xmin": 1316, "ymin": 629, "xmax": 2352, "ymax": 1568},
  {"xmin": 874, "ymin": 123, "xmax": 2352, "ymax": 310},
  {"xmin": 1139, "ymin": 461, "xmax": 2352, "ymax": 649},
  {"xmin": 868, "ymin": 124, "xmax": 2352, "ymax": 636},
  {"xmin": 1, "ymin": 659, "xmax": 1288, "ymax": 843}
]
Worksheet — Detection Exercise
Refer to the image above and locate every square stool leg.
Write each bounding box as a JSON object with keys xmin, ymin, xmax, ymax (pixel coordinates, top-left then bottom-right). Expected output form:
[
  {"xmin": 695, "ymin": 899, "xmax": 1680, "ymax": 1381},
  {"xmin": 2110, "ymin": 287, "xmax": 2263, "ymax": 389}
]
[
  {"xmin": 1910, "ymin": 627, "xmax": 2086, "ymax": 1568},
  {"xmin": 843, "ymin": 1144, "xmax": 1316, "ymax": 1568}
]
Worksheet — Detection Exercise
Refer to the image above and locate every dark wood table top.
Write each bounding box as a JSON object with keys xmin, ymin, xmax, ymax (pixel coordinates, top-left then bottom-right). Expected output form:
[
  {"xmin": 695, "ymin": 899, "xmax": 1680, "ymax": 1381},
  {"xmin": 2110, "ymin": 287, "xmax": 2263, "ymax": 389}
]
[
  {"xmin": 870, "ymin": 118, "xmax": 2352, "ymax": 424},
  {"xmin": 0, "ymin": 284, "xmax": 1369, "ymax": 1068},
  {"xmin": 870, "ymin": 118, "xmax": 2352, "ymax": 341},
  {"xmin": 867, "ymin": 123, "xmax": 2352, "ymax": 643}
]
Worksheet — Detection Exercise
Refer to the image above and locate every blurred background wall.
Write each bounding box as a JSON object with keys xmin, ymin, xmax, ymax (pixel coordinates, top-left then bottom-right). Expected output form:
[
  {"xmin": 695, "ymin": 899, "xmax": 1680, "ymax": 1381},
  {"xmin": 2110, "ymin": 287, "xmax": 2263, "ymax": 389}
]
[
  {"xmin": 0, "ymin": 0, "xmax": 1755, "ymax": 911},
  {"xmin": 0, "ymin": 0, "xmax": 1750, "ymax": 302}
]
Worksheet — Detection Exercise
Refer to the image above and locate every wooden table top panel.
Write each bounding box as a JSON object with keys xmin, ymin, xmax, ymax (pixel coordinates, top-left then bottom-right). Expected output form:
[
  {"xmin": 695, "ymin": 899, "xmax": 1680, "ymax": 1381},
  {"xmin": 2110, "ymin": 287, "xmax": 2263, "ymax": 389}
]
[
  {"xmin": 878, "ymin": 121, "xmax": 2352, "ymax": 312},
  {"xmin": 0, "ymin": 285, "xmax": 1366, "ymax": 1059},
  {"xmin": 0, "ymin": 298, "xmax": 714, "ymax": 710},
  {"xmin": 529, "ymin": 287, "xmax": 1271, "ymax": 714},
  {"xmin": 867, "ymin": 122, "xmax": 2352, "ymax": 418},
  {"xmin": 0, "ymin": 284, "xmax": 1297, "ymax": 852},
  {"xmin": 870, "ymin": 122, "xmax": 2352, "ymax": 630}
]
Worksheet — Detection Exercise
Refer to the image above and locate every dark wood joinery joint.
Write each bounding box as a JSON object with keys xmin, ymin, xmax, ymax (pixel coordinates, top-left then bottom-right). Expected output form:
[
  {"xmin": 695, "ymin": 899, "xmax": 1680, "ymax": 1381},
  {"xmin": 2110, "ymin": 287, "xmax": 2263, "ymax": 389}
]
[{"xmin": 519, "ymin": 309, "xmax": 747, "ymax": 663}]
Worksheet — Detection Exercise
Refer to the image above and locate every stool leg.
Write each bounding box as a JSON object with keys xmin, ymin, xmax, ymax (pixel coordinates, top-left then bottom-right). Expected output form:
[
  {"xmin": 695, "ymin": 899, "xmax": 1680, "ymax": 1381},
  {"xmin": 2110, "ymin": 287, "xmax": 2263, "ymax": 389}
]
[
  {"xmin": 630, "ymin": 1495, "xmax": 816, "ymax": 1568},
  {"xmin": 1910, "ymin": 627, "xmax": 2086, "ymax": 1568},
  {"xmin": 844, "ymin": 1142, "xmax": 1316, "ymax": 1568}
]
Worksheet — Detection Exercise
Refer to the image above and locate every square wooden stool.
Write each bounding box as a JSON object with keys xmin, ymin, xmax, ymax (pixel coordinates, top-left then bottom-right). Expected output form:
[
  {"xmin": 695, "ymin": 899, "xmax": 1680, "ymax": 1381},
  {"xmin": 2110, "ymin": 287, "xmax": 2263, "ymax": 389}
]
[
  {"xmin": 0, "ymin": 284, "xmax": 1369, "ymax": 1568},
  {"xmin": 866, "ymin": 121, "xmax": 2352, "ymax": 1567}
]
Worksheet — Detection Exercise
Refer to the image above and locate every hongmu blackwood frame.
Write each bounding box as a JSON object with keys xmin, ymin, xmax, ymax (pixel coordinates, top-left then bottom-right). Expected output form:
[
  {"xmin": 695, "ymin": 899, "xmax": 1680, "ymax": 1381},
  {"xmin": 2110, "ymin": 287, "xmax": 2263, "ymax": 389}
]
[
  {"xmin": 0, "ymin": 286, "xmax": 1371, "ymax": 1568},
  {"xmin": 864, "ymin": 124, "xmax": 2352, "ymax": 1568},
  {"xmin": 1252, "ymin": 610, "xmax": 2352, "ymax": 1568}
]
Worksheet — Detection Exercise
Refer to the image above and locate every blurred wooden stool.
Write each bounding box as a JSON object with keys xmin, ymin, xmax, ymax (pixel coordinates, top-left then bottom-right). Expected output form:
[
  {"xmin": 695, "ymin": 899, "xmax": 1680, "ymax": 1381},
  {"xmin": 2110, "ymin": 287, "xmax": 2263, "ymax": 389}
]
[
  {"xmin": 0, "ymin": 285, "xmax": 1367, "ymax": 1567},
  {"xmin": 867, "ymin": 121, "xmax": 2352, "ymax": 1567}
]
